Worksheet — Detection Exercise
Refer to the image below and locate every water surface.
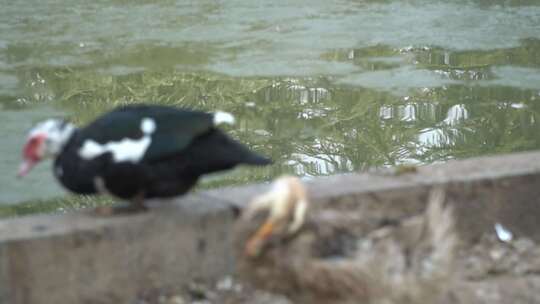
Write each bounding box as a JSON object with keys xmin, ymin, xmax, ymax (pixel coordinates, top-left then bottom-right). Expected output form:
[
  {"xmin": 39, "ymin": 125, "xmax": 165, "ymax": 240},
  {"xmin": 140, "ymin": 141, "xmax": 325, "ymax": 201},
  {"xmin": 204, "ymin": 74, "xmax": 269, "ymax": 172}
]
[{"xmin": 1, "ymin": 0, "xmax": 540, "ymax": 210}]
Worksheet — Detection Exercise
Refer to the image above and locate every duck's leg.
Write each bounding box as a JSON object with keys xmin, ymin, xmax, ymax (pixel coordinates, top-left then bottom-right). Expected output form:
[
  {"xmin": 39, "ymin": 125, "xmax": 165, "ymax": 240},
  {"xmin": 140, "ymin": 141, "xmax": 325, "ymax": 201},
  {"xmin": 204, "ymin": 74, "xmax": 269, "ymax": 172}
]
[
  {"xmin": 244, "ymin": 219, "xmax": 276, "ymax": 257},
  {"xmin": 241, "ymin": 192, "xmax": 279, "ymax": 257},
  {"xmin": 244, "ymin": 199, "xmax": 307, "ymax": 257},
  {"xmin": 94, "ymin": 192, "xmax": 148, "ymax": 216}
]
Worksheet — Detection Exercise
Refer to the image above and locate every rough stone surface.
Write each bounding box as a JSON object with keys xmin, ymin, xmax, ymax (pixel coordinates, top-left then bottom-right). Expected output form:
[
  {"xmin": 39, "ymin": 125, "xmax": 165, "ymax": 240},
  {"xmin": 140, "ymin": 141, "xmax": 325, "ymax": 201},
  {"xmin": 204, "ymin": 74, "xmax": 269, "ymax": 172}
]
[
  {"xmin": 1, "ymin": 151, "xmax": 540, "ymax": 303},
  {"xmin": 0, "ymin": 196, "xmax": 236, "ymax": 304}
]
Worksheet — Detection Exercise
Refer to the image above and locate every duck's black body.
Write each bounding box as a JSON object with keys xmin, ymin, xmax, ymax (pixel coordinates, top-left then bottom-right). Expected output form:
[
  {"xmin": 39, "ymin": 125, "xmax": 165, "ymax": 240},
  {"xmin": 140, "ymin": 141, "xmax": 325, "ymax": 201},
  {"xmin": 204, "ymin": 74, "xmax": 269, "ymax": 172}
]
[{"xmin": 53, "ymin": 105, "xmax": 271, "ymax": 201}]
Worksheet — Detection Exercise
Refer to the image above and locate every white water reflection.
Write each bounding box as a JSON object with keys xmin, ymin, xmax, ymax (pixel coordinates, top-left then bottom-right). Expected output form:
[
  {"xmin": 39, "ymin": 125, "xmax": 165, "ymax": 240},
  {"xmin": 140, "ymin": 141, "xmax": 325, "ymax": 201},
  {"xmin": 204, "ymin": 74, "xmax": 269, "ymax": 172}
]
[
  {"xmin": 444, "ymin": 104, "xmax": 469, "ymax": 126},
  {"xmin": 418, "ymin": 127, "xmax": 454, "ymax": 147},
  {"xmin": 380, "ymin": 106, "xmax": 393, "ymax": 120},
  {"xmin": 379, "ymin": 102, "xmax": 439, "ymax": 122},
  {"xmin": 289, "ymin": 152, "xmax": 353, "ymax": 176},
  {"xmin": 401, "ymin": 104, "xmax": 417, "ymax": 122}
]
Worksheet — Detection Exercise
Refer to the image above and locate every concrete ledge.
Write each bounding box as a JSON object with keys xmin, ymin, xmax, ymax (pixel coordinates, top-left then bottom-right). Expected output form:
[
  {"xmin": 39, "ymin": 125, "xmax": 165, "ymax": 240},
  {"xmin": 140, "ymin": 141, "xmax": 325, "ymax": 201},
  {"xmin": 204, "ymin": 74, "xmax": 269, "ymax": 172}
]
[
  {"xmin": 1, "ymin": 151, "xmax": 540, "ymax": 303},
  {"xmin": 209, "ymin": 150, "xmax": 540, "ymax": 242},
  {"xmin": 0, "ymin": 197, "xmax": 236, "ymax": 304}
]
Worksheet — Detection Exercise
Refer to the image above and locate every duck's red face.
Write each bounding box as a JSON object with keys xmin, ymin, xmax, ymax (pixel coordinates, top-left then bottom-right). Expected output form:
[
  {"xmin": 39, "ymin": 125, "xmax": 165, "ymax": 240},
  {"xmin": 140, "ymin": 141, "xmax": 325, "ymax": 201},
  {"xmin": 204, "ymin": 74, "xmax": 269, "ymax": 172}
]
[
  {"xmin": 18, "ymin": 133, "xmax": 47, "ymax": 177},
  {"xmin": 17, "ymin": 118, "xmax": 74, "ymax": 178}
]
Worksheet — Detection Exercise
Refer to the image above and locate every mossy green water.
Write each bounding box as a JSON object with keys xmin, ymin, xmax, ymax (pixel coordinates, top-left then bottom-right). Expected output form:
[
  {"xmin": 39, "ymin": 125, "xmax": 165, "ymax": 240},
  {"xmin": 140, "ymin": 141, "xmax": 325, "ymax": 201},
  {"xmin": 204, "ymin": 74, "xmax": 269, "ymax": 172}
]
[
  {"xmin": 1, "ymin": 0, "xmax": 540, "ymax": 215},
  {"xmin": 4, "ymin": 67, "xmax": 540, "ymax": 216}
]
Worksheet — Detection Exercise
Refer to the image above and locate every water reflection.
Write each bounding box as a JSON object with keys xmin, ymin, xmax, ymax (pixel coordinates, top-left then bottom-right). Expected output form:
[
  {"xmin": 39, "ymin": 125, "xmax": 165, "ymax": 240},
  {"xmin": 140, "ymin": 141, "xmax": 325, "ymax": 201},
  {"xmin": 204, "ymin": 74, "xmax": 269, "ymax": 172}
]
[
  {"xmin": 1, "ymin": 74, "xmax": 539, "ymax": 209},
  {"xmin": 1, "ymin": 0, "xmax": 540, "ymax": 211},
  {"xmin": 3, "ymin": 50, "xmax": 540, "ymax": 195},
  {"xmin": 252, "ymin": 79, "xmax": 540, "ymax": 170}
]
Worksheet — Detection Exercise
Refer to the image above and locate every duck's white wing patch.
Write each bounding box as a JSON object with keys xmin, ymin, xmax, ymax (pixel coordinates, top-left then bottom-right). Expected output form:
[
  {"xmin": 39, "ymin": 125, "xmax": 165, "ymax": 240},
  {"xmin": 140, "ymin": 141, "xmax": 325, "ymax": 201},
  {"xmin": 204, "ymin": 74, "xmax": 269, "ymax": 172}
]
[
  {"xmin": 107, "ymin": 136, "xmax": 151, "ymax": 162},
  {"xmin": 78, "ymin": 117, "xmax": 156, "ymax": 163},
  {"xmin": 213, "ymin": 111, "xmax": 235, "ymax": 125},
  {"xmin": 79, "ymin": 140, "xmax": 106, "ymax": 159},
  {"xmin": 141, "ymin": 117, "xmax": 156, "ymax": 134},
  {"xmin": 79, "ymin": 136, "xmax": 151, "ymax": 163}
]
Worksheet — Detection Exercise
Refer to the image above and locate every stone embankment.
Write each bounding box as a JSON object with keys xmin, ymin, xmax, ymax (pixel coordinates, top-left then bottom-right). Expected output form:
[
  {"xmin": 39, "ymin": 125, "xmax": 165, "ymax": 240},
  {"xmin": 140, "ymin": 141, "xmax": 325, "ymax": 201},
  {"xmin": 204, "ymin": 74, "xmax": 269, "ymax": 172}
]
[{"xmin": 2, "ymin": 151, "xmax": 540, "ymax": 303}]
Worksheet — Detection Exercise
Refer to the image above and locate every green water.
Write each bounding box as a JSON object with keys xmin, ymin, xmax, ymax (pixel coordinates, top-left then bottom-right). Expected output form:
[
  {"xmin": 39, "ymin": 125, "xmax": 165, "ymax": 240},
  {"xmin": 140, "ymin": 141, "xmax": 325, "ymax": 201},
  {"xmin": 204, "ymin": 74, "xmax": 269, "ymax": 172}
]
[{"xmin": 1, "ymin": 0, "xmax": 540, "ymax": 213}]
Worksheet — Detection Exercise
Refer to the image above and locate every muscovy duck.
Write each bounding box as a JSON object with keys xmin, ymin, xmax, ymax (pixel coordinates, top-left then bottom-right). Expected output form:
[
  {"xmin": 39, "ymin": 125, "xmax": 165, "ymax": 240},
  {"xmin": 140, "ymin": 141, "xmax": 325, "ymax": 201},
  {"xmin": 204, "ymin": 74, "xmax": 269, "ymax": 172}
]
[
  {"xmin": 18, "ymin": 104, "xmax": 271, "ymax": 212},
  {"xmin": 235, "ymin": 176, "xmax": 457, "ymax": 304}
]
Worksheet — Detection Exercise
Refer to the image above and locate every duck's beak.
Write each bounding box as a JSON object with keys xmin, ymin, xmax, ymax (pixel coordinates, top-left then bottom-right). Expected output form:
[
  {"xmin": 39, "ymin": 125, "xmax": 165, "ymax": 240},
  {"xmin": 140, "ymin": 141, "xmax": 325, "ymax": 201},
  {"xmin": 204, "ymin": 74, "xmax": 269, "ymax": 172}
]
[{"xmin": 17, "ymin": 158, "xmax": 37, "ymax": 178}]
